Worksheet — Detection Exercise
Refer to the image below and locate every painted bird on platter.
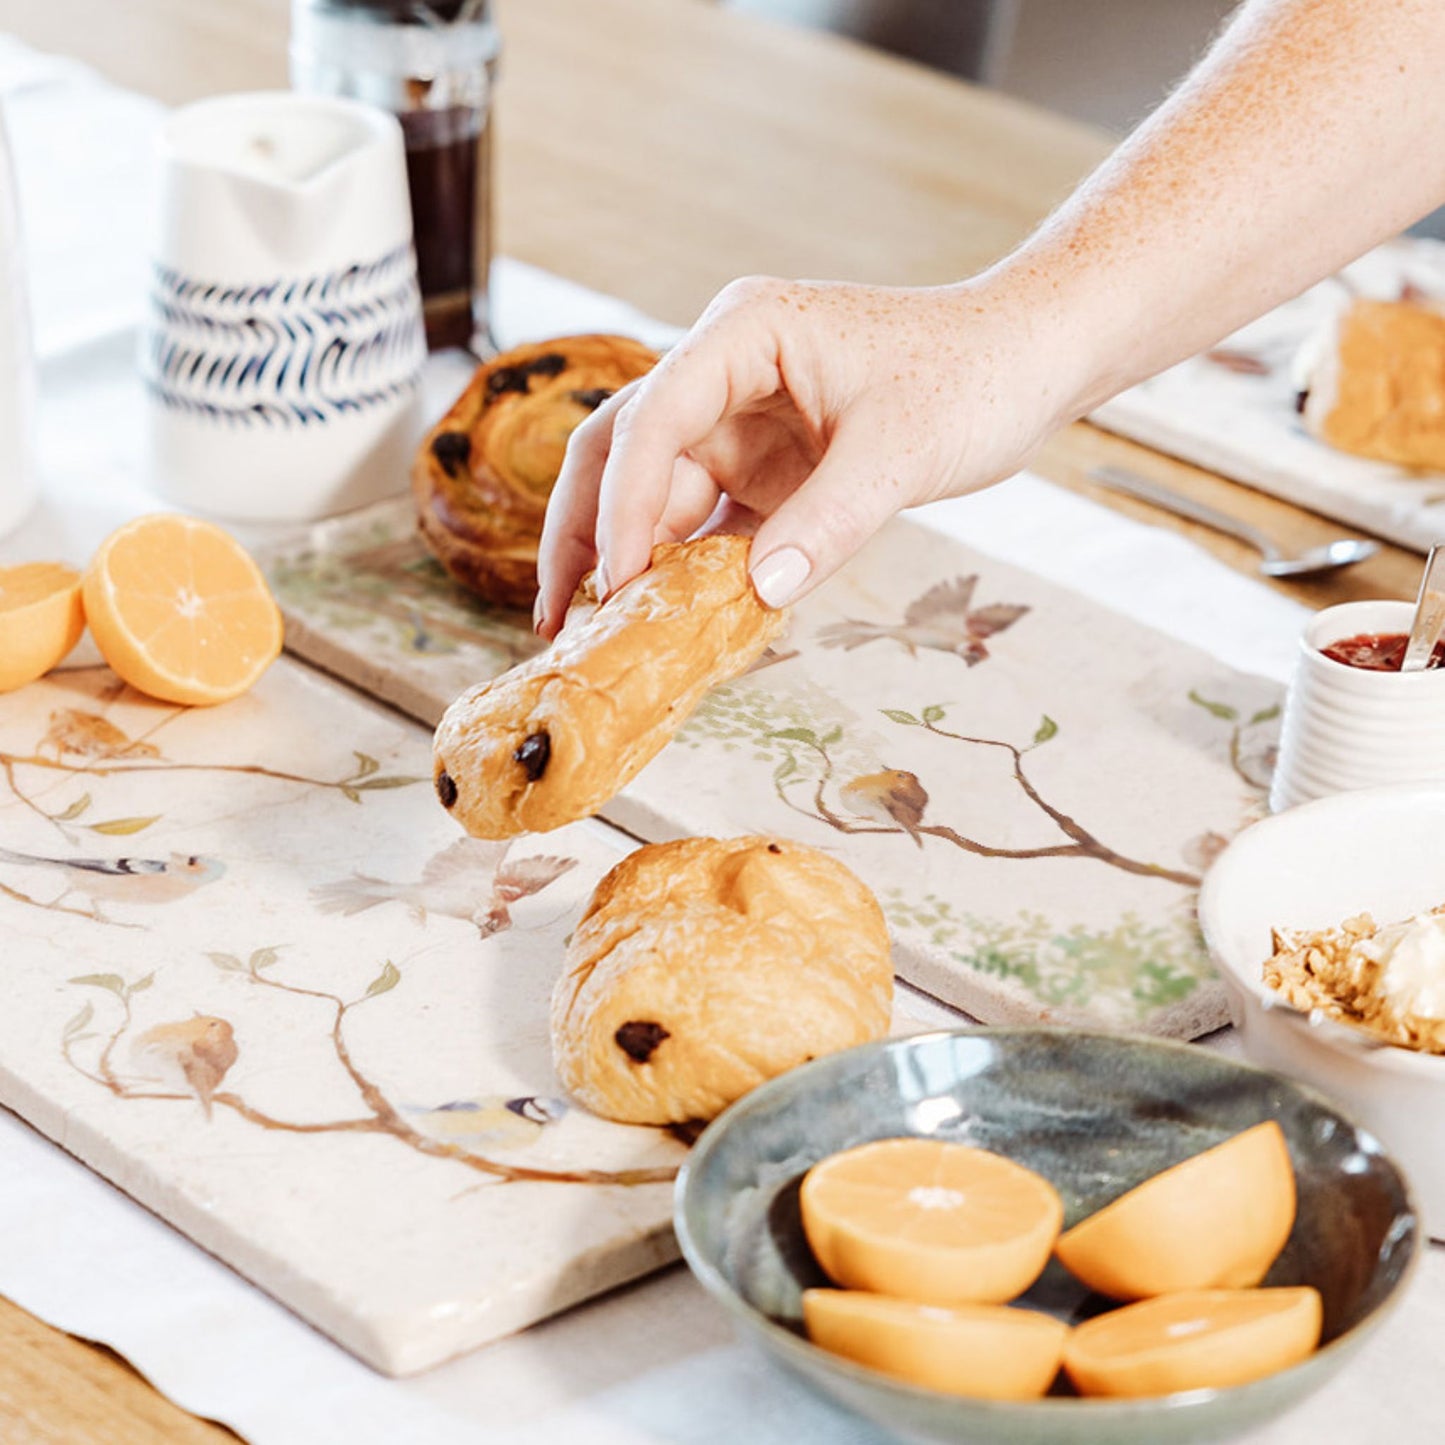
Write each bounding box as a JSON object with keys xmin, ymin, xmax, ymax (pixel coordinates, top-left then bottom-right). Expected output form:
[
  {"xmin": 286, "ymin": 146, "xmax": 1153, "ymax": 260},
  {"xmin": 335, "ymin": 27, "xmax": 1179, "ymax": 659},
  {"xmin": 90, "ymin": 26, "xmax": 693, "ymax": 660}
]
[
  {"xmin": 39, "ymin": 708, "xmax": 161, "ymax": 761},
  {"xmin": 403, "ymin": 1095, "xmax": 568, "ymax": 1152},
  {"xmin": 133, "ymin": 1015, "xmax": 239, "ymax": 1117},
  {"xmin": 840, "ymin": 769, "xmax": 930, "ymax": 847},
  {"xmin": 310, "ymin": 838, "xmax": 576, "ymax": 937},
  {"xmin": 0, "ymin": 847, "xmax": 225, "ymax": 913},
  {"xmin": 816, "ymin": 575, "xmax": 1029, "ymax": 665}
]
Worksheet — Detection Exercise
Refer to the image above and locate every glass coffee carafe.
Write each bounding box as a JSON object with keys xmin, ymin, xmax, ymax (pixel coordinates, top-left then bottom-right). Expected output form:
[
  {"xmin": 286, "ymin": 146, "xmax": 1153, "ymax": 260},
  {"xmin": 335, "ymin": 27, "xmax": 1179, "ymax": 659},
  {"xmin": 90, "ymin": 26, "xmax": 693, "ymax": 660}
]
[{"xmin": 291, "ymin": 0, "xmax": 499, "ymax": 352}]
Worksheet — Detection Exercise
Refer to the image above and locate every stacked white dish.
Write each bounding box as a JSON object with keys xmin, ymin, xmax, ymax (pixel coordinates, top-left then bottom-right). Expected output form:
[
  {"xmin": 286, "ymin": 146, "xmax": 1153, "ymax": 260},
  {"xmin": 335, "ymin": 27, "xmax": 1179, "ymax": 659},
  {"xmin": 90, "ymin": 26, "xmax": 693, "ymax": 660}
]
[{"xmin": 1271, "ymin": 600, "xmax": 1445, "ymax": 811}]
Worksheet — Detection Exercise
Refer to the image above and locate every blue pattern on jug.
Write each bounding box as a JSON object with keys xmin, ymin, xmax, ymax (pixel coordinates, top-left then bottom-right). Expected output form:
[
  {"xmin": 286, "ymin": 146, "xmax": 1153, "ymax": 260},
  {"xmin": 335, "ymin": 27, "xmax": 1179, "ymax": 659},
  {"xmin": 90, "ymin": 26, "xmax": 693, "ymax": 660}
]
[{"xmin": 143, "ymin": 242, "xmax": 426, "ymax": 427}]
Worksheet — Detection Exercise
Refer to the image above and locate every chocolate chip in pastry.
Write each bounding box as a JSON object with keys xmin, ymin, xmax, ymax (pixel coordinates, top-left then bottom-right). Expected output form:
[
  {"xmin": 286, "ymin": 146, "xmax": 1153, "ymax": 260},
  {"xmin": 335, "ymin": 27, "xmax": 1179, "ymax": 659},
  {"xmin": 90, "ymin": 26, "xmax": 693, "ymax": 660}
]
[
  {"xmin": 1296, "ymin": 297, "xmax": 1445, "ymax": 470},
  {"xmin": 413, "ymin": 334, "xmax": 658, "ymax": 608},
  {"xmin": 432, "ymin": 534, "xmax": 788, "ymax": 838},
  {"xmin": 550, "ymin": 836, "xmax": 894, "ymax": 1124}
]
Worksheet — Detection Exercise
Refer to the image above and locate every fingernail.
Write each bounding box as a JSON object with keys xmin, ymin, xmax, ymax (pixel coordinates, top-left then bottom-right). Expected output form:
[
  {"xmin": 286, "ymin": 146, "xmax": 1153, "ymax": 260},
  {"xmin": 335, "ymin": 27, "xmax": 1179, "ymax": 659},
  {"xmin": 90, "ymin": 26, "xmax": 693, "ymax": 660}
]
[
  {"xmin": 750, "ymin": 547, "xmax": 811, "ymax": 609},
  {"xmin": 595, "ymin": 558, "xmax": 611, "ymax": 600},
  {"xmin": 532, "ymin": 596, "xmax": 546, "ymax": 635}
]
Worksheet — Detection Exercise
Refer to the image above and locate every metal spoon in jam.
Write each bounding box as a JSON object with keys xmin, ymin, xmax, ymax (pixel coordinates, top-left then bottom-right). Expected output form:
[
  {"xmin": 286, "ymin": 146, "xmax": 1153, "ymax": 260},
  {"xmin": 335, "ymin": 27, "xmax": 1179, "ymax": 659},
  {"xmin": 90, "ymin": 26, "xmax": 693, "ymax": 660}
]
[{"xmin": 1401, "ymin": 543, "xmax": 1445, "ymax": 673}]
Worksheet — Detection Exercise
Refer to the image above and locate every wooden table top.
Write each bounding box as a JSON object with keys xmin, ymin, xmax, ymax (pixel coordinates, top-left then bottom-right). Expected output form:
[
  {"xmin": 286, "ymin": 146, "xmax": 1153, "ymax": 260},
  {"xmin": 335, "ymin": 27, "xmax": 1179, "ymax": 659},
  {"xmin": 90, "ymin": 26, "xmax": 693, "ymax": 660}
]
[{"xmin": 0, "ymin": 0, "xmax": 1425, "ymax": 1437}]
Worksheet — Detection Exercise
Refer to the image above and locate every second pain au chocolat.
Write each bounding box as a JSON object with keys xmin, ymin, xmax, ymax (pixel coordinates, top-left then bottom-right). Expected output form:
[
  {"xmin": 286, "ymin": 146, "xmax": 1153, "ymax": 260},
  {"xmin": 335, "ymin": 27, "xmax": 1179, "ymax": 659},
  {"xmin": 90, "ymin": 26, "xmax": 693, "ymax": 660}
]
[{"xmin": 413, "ymin": 334, "xmax": 658, "ymax": 608}]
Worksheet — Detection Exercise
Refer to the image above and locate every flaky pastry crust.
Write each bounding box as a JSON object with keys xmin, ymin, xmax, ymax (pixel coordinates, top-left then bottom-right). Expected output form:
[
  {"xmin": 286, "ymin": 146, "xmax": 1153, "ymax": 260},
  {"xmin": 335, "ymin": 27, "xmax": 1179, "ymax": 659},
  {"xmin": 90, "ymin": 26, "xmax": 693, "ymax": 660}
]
[
  {"xmin": 413, "ymin": 334, "xmax": 658, "ymax": 607},
  {"xmin": 432, "ymin": 534, "xmax": 789, "ymax": 838},
  {"xmin": 550, "ymin": 836, "xmax": 894, "ymax": 1124},
  {"xmin": 1301, "ymin": 299, "xmax": 1445, "ymax": 470}
]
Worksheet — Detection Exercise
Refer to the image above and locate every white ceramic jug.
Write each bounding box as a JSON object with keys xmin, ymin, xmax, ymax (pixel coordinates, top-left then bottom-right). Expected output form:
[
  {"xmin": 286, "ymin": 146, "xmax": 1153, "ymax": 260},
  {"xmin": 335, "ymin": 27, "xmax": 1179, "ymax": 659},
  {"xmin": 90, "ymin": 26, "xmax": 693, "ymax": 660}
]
[
  {"xmin": 142, "ymin": 92, "xmax": 425, "ymax": 521},
  {"xmin": 0, "ymin": 101, "xmax": 36, "ymax": 542}
]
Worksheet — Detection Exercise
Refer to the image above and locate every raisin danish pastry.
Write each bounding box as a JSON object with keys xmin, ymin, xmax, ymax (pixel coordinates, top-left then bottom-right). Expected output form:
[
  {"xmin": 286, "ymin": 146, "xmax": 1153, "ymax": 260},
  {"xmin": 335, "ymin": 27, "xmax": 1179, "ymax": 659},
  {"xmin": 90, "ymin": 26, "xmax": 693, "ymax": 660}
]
[
  {"xmin": 413, "ymin": 334, "xmax": 658, "ymax": 607},
  {"xmin": 550, "ymin": 836, "xmax": 894, "ymax": 1124},
  {"xmin": 432, "ymin": 534, "xmax": 788, "ymax": 839}
]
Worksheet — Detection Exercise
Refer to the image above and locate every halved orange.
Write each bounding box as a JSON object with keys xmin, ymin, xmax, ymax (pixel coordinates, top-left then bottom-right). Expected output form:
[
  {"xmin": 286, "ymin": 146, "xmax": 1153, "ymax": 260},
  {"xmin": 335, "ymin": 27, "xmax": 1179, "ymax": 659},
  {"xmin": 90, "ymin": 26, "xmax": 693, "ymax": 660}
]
[
  {"xmin": 799, "ymin": 1138, "xmax": 1064, "ymax": 1304},
  {"xmin": 1063, "ymin": 1286, "xmax": 1322, "ymax": 1397},
  {"xmin": 1054, "ymin": 1122, "xmax": 1295, "ymax": 1300},
  {"xmin": 82, "ymin": 515, "xmax": 283, "ymax": 706},
  {"xmin": 0, "ymin": 562, "xmax": 85, "ymax": 692},
  {"xmin": 803, "ymin": 1289, "xmax": 1069, "ymax": 1400}
]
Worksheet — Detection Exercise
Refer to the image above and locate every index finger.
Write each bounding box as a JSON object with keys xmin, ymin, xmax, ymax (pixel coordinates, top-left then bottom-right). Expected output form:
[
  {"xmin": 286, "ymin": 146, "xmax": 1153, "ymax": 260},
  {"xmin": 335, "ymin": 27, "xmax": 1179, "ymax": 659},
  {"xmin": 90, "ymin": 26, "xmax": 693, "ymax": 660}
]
[
  {"xmin": 535, "ymin": 383, "xmax": 632, "ymax": 636},
  {"xmin": 593, "ymin": 294, "xmax": 782, "ymax": 595}
]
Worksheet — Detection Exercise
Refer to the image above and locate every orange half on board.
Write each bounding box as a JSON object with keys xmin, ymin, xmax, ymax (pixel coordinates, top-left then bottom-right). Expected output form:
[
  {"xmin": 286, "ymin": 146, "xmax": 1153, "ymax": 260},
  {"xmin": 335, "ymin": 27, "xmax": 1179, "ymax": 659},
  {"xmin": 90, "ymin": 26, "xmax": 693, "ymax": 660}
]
[
  {"xmin": 0, "ymin": 562, "xmax": 86, "ymax": 692},
  {"xmin": 82, "ymin": 515, "xmax": 283, "ymax": 706}
]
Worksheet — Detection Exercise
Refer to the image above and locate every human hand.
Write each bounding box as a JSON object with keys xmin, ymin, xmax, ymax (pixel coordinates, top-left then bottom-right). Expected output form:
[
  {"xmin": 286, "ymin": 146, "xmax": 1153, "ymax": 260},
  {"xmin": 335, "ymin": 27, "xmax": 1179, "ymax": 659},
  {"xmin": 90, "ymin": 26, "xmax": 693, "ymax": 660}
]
[{"xmin": 534, "ymin": 274, "xmax": 1081, "ymax": 636}]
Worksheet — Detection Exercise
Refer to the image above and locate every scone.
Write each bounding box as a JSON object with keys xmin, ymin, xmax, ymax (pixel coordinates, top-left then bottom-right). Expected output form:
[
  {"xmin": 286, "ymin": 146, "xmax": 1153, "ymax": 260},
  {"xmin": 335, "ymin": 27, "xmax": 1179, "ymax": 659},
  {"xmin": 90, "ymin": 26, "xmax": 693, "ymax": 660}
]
[
  {"xmin": 1297, "ymin": 298, "xmax": 1445, "ymax": 470},
  {"xmin": 413, "ymin": 334, "xmax": 658, "ymax": 607},
  {"xmin": 550, "ymin": 836, "xmax": 894, "ymax": 1124},
  {"xmin": 432, "ymin": 534, "xmax": 788, "ymax": 838}
]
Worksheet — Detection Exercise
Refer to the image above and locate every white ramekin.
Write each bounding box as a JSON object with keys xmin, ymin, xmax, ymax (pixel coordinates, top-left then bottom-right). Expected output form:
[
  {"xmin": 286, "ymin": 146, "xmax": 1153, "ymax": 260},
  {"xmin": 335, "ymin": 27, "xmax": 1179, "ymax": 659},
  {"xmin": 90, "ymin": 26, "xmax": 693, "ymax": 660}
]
[{"xmin": 1270, "ymin": 600, "xmax": 1445, "ymax": 812}]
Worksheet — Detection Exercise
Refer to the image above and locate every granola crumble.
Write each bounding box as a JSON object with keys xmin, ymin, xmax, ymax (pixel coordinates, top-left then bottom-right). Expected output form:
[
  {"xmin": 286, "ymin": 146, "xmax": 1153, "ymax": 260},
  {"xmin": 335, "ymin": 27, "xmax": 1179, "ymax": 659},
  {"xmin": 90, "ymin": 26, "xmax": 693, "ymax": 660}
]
[{"xmin": 1263, "ymin": 906, "xmax": 1445, "ymax": 1054}]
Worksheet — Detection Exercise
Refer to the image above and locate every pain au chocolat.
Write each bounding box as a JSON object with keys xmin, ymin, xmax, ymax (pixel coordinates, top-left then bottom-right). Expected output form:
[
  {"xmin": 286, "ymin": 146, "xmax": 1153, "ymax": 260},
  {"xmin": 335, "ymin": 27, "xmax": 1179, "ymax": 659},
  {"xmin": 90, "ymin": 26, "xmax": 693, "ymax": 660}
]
[
  {"xmin": 550, "ymin": 836, "xmax": 894, "ymax": 1125},
  {"xmin": 432, "ymin": 534, "xmax": 789, "ymax": 839},
  {"xmin": 413, "ymin": 334, "xmax": 658, "ymax": 608}
]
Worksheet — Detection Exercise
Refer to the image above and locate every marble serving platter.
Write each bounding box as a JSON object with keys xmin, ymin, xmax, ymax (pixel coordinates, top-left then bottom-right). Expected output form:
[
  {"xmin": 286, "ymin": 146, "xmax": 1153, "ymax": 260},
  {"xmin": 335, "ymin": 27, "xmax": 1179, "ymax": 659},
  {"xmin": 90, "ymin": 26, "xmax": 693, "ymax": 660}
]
[
  {"xmin": 1092, "ymin": 236, "xmax": 1445, "ymax": 554},
  {"xmin": 265, "ymin": 501, "xmax": 1283, "ymax": 1039},
  {"xmin": 0, "ymin": 659, "xmax": 692, "ymax": 1376}
]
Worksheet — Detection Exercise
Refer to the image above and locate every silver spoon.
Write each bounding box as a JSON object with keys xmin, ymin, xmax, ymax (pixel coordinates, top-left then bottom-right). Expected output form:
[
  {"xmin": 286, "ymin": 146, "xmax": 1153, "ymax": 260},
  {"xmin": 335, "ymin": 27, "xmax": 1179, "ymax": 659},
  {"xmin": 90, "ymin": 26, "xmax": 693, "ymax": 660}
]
[
  {"xmin": 1401, "ymin": 543, "xmax": 1445, "ymax": 672},
  {"xmin": 1089, "ymin": 466, "xmax": 1380, "ymax": 578}
]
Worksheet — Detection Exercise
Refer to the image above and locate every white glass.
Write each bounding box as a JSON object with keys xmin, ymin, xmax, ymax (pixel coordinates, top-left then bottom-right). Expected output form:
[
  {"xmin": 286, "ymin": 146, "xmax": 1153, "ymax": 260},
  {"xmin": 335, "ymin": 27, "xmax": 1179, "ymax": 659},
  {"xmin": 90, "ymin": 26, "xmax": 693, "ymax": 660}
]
[{"xmin": 0, "ymin": 101, "xmax": 36, "ymax": 541}]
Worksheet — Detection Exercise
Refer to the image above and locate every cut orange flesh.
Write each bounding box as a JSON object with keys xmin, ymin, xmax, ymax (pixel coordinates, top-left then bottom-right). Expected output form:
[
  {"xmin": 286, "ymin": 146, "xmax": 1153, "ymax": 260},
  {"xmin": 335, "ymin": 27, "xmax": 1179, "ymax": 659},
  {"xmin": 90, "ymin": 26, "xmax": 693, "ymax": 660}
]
[
  {"xmin": 82, "ymin": 514, "xmax": 283, "ymax": 706},
  {"xmin": 1064, "ymin": 1287, "xmax": 1323, "ymax": 1397},
  {"xmin": 0, "ymin": 562, "xmax": 85, "ymax": 692},
  {"xmin": 800, "ymin": 1138, "xmax": 1064, "ymax": 1304},
  {"xmin": 804, "ymin": 1289, "xmax": 1070, "ymax": 1400},
  {"xmin": 1054, "ymin": 1122, "xmax": 1296, "ymax": 1300}
]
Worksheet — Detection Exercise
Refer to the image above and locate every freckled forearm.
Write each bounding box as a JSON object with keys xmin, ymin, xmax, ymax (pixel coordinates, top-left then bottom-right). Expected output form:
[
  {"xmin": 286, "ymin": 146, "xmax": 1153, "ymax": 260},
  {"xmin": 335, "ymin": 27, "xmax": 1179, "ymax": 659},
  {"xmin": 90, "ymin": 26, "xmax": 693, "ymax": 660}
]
[{"xmin": 983, "ymin": 0, "xmax": 1445, "ymax": 415}]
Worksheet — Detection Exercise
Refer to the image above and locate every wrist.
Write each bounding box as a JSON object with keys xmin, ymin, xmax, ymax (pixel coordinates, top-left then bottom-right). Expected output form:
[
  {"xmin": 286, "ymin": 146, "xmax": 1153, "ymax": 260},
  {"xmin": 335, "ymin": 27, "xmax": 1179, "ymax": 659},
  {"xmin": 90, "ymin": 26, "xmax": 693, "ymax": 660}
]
[
  {"xmin": 930, "ymin": 262, "xmax": 1120, "ymax": 473},
  {"xmin": 961, "ymin": 251, "xmax": 1135, "ymax": 425}
]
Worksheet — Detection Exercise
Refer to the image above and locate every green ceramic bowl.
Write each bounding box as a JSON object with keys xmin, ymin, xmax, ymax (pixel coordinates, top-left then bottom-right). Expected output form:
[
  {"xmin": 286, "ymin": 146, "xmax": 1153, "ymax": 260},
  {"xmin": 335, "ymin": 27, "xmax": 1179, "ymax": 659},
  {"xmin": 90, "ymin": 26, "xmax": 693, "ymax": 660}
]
[{"xmin": 674, "ymin": 1028, "xmax": 1418, "ymax": 1445}]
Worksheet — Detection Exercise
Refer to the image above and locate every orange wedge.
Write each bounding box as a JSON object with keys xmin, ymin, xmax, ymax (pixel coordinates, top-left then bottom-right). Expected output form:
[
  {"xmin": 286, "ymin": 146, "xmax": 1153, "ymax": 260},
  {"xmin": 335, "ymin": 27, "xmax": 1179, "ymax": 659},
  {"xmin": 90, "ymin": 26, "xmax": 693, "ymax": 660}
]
[
  {"xmin": 1054, "ymin": 1122, "xmax": 1295, "ymax": 1301},
  {"xmin": 82, "ymin": 515, "xmax": 283, "ymax": 706},
  {"xmin": 803, "ymin": 1289, "xmax": 1069, "ymax": 1400},
  {"xmin": 800, "ymin": 1138, "xmax": 1064, "ymax": 1305},
  {"xmin": 0, "ymin": 562, "xmax": 86, "ymax": 693},
  {"xmin": 1063, "ymin": 1287, "xmax": 1322, "ymax": 1397}
]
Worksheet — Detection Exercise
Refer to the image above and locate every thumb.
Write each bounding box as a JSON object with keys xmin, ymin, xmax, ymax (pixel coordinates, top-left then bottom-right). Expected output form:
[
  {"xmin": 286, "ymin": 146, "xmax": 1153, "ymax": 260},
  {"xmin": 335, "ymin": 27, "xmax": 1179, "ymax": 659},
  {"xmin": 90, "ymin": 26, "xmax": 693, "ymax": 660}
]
[{"xmin": 747, "ymin": 428, "xmax": 916, "ymax": 609}]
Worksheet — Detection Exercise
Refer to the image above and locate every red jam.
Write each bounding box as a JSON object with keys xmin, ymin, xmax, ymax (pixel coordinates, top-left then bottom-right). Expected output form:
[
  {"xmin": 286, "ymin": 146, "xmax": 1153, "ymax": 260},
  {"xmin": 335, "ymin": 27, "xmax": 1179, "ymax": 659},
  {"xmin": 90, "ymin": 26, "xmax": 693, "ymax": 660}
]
[{"xmin": 1320, "ymin": 631, "xmax": 1445, "ymax": 671}]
